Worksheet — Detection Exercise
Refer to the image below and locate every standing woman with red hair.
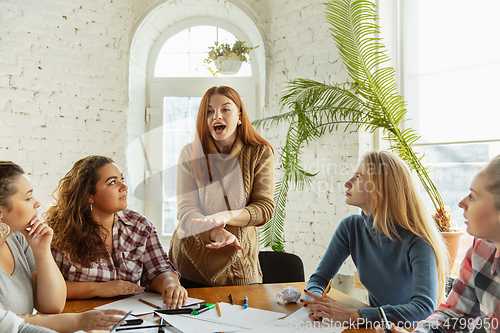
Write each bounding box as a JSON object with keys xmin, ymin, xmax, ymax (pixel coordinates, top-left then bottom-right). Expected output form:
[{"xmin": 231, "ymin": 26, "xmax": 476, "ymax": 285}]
[{"xmin": 169, "ymin": 86, "xmax": 275, "ymax": 287}]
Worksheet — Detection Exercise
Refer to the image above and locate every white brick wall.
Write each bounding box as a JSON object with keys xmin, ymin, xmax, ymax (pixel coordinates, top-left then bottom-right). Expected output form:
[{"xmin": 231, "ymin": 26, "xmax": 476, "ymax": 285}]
[
  {"xmin": 0, "ymin": 0, "xmax": 372, "ymax": 301},
  {"xmin": 0, "ymin": 0, "xmax": 136, "ymax": 212}
]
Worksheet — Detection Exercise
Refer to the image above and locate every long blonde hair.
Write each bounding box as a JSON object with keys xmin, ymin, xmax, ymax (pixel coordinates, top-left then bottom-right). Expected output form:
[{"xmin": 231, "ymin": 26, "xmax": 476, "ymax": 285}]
[{"xmin": 362, "ymin": 151, "xmax": 448, "ymax": 302}]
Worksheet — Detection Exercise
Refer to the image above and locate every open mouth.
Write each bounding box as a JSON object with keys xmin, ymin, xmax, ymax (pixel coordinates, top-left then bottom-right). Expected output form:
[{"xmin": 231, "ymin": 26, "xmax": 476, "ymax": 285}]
[{"xmin": 214, "ymin": 124, "xmax": 226, "ymax": 134}]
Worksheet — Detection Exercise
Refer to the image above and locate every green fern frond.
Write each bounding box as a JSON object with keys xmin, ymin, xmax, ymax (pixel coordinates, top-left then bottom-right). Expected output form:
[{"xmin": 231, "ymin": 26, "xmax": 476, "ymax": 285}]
[
  {"xmin": 259, "ymin": 177, "xmax": 288, "ymax": 252},
  {"xmin": 257, "ymin": 0, "xmax": 450, "ymax": 252},
  {"xmin": 252, "ymin": 110, "xmax": 298, "ymax": 129}
]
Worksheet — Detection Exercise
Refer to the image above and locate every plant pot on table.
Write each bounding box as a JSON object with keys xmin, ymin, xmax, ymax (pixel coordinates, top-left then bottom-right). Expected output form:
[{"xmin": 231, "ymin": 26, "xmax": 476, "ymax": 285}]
[{"xmin": 442, "ymin": 230, "xmax": 464, "ymax": 275}]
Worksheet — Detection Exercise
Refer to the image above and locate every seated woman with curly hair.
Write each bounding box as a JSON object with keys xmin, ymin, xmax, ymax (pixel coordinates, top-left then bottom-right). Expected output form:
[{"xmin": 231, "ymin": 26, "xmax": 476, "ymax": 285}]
[
  {"xmin": 45, "ymin": 156, "xmax": 187, "ymax": 309},
  {"xmin": 0, "ymin": 161, "xmax": 126, "ymax": 332}
]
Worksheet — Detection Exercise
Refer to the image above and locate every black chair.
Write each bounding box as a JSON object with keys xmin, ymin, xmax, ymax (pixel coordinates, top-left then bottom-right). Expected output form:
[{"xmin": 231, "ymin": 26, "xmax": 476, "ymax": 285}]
[{"xmin": 258, "ymin": 251, "xmax": 305, "ymax": 284}]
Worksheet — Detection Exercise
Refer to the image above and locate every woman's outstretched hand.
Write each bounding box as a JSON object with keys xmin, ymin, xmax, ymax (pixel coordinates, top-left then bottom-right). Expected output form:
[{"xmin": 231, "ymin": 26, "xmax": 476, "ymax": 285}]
[
  {"xmin": 207, "ymin": 227, "xmax": 242, "ymax": 250},
  {"xmin": 192, "ymin": 216, "xmax": 226, "ymax": 228}
]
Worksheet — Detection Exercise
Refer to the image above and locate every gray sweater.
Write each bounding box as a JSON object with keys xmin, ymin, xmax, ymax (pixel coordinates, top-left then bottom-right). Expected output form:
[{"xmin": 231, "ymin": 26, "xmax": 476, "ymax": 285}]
[{"xmin": 0, "ymin": 309, "xmax": 56, "ymax": 333}]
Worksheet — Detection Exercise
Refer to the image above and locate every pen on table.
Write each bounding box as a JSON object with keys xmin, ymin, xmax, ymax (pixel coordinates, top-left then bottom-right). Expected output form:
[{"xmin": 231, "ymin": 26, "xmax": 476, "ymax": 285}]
[
  {"xmin": 216, "ymin": 302, "xmax": 222, "ymax": 317},
  {"xmin": 377, "ymin": 307, "xmax": 392, "ymax": 333},
  {"xmin": 138, "ymin": 298, "xmax": 161, "ymax": 309},
  {"xmin": 109, "ymin": 310, "xmax": 132, "ymax": 333},
  {"xmin": 243, "ymin": 296, "xmax": 248, "ymax": 309},
  {"xmin": 158, "ymin": 318, "xmax": 165, "ymax": 333},
  {"xmin": 183, "ymin": 301, "xmax": 206, "ymax": 308},
  {"xmin": 322, "ymin": 278, "xmax": 333, "ymax": 297},
  {"xmin": 192, "ymin": 303, "xmax": 216, "ymax": 315},
  {"xmin": 116, "ymin": 324, "xmax": 166, "ymax": 331},
  {"xmin": 153, "ymin": 303, "xmax": 207, "ymax": 315},
  {"xmin": 178, "ymin": 303, "xmax": 206, "ymax": 310},
  {"xmin": 229, "ymin": 293, "xmax": 234, "ymax": 305}
]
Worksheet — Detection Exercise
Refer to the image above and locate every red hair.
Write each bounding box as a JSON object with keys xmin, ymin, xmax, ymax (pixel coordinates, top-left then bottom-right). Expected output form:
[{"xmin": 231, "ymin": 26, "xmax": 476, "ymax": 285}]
[{"xmin": 191, "ymin": 86, "xmax": 273, "ymax": 183}]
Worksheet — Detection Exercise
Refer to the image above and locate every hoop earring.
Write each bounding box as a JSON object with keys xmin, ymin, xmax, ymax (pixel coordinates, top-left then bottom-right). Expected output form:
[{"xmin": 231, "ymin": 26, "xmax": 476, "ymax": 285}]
[
  {"xmin": 90, "ymin": 203, "xmax": 93, "ymax": 212},
  {"xmin": 0, "ymin": 217, "xmax": 10, "ymax": 238}
]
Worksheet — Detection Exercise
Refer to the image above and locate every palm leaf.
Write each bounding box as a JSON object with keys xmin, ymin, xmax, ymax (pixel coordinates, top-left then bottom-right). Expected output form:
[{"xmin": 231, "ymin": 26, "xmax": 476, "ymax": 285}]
[
  {"xmin": 252, "ymin": 110, "xmax": 297, "ymax": 129},
  {"xmin": 254, "ymin": 0, "xmax": 450, "ymax": 251},
  {"xmin": 258, "ymin": 177, "xmax": 288, "ymax": 252}
]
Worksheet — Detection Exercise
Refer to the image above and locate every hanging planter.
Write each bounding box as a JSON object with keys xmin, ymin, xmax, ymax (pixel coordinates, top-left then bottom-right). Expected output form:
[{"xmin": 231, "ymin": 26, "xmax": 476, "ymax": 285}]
[
  {"xmin": 214, "ymin": 56, "xmax": 244, "ymax": 75},
  {"xmin": 204, "ymin": 40, "xmax": 258, "ymax": 76}
]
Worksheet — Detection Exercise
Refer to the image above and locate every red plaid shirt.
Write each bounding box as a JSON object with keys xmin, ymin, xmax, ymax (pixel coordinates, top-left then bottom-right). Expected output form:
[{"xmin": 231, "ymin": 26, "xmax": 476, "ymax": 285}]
[
  {"xmin": 51, "ymin": 209, "xmax": 178, "ymax": 287},
  {"xmin": 415, "ymin": 238, "xmax": 500, "ymax": 333}
]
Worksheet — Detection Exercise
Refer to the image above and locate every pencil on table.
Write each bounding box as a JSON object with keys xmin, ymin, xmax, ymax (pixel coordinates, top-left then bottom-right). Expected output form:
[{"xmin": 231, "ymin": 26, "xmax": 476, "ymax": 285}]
[
  {"xmin": 216, "ymin": 302, "xmax": 222, "ymax": 317},
  {"xmin": 138, "ymin": 298, "xmax": 161, "ymax": 309},
  {"xmin": 322, "ymin": 278, "xmax": 333, "ymax": 297}
]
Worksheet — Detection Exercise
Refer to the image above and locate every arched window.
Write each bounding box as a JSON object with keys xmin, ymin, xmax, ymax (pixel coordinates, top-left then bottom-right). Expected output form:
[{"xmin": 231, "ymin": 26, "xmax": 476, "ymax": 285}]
[
  {"xmin": 154, "ymin": 25, "xmax": 252, "ymax": 77},
  {"xmin": 144, "ymin": 21, "xmax": 259, "ymax": 244}
]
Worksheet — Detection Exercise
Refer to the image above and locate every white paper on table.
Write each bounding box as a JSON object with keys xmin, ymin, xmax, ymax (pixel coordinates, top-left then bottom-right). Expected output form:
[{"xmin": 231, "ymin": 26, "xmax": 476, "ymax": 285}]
[
  {"xmin": 161, "ymin": 302, "xmax": 286, "ymax": 331},
  {"xmin": 274, "ymin": 307, "xmax": 346, "ymax": 332},
  {"xmin": 230, "ymin": 324, "xmax": 310, "ymax": 333},
  {"xmin": 95, "ymin": 291, "xmax": 204, "ymax": 316},
  {"xmin": 165, "ymin": 326, "xmax": 182, "ymax": 333},
  {"xmin": 157, "ymin": 312, "xmax": 241, "ymax": 333}
]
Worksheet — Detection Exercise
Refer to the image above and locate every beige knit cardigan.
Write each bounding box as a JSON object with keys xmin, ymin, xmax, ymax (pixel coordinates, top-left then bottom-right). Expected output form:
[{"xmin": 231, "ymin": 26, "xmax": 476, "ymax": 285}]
[{"xmin": 168, "ymin": 138, "xmax": 275, "ymax": 286}]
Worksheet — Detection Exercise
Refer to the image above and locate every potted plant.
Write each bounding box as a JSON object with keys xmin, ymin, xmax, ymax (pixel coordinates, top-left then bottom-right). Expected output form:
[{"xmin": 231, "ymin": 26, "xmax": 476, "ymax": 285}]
[
  {"xmin": 254, "ymin": 0, "xmax": 462, "ymax": 266},
  {"xmin": 203, "ymin": 40, "xmax": 258, "ymax": 76}
]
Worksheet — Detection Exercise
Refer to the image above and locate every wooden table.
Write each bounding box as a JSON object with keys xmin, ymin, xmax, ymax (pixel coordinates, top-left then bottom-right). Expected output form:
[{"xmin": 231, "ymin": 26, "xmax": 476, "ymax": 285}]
[{"xmin": 63, "ymin": 282, "xmax": 373, "ymax": 332}]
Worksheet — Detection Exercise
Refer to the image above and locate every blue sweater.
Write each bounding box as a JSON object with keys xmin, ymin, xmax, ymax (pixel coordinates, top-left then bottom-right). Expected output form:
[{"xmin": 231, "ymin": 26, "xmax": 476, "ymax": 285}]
[{"xmin": 306, "ymin": 213, "xmax": 438, "ymax": 325}]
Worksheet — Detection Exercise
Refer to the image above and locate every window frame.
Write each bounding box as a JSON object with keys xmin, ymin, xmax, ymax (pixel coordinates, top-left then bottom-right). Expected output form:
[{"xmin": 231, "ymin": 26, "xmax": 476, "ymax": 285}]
[{"xmin": 382, "ymin": 0, "xmax": 497, "ymax": 271}]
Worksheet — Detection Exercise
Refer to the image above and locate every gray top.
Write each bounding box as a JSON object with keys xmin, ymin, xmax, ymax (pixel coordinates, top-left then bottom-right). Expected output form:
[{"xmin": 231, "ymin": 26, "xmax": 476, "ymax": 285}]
[
  {"xmin": 0, "ymin": 309, "xmax": 56, "ymax": 333},
  {"xmin": 18, "ymin": 322, "xmax": 57, "ymax": 333},
  {"xmin": 0, "ymin": 232, "xmax": 36, "ymax": 314},
  {"xmin": 0, "ymin": 308, "xmax": 24, "ymax": 333}
]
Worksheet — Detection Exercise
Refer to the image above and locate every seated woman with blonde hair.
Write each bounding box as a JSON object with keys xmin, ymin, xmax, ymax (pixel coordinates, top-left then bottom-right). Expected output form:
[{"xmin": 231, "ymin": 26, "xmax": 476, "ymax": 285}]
[
  {"xmin": 302, "ymin": 151, "xmax": 448, "ymax": 326},
  {"xmin": 46, "ymin": 155, "xmax": 187, "ymax": 309}
]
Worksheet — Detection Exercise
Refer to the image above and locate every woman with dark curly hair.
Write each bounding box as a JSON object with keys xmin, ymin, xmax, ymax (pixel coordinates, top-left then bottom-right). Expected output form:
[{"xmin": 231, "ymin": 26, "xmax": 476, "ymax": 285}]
[
  {"xmin": 45, "ymin": 156, "xmax": 187, "ymax": 309},
  {"xmin": 0, "ymin": 161, "xmax": 126, "ymax": 332}
]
